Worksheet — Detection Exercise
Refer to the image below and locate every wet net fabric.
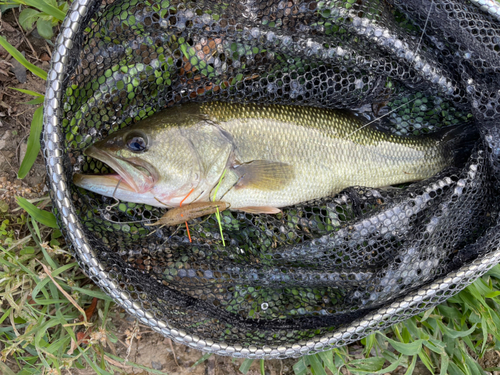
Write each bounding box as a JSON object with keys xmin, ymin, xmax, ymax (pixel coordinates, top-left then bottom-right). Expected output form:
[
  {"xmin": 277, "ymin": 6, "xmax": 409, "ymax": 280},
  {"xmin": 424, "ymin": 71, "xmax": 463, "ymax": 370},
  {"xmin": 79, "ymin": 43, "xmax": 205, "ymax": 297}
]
[{"xmin": 43, "ymin": 0, "xmax": 500, "ymax": 356}]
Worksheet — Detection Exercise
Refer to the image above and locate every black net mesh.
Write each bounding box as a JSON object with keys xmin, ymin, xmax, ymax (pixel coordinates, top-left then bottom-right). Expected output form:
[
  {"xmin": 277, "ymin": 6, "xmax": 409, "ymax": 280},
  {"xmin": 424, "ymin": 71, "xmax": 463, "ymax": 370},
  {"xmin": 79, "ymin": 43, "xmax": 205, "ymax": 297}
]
[{"xmin": 43, "ymin": 0, "xmax": 500, "ymax": 356}]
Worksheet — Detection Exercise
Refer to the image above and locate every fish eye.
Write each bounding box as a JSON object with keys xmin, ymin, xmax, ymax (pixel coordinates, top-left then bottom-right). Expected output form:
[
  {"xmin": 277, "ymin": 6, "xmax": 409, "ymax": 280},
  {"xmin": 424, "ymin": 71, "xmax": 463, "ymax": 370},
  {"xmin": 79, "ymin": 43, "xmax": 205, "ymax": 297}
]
[{"xmin": 125, "ymin": 132, "xmax": 148, "ymax": 153}]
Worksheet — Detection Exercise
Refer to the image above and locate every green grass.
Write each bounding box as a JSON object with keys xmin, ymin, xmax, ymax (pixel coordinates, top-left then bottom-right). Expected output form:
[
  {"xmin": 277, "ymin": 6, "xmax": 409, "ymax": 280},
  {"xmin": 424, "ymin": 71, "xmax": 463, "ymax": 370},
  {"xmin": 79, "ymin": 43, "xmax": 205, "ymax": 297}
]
[
  {"xmin": 0, "ymin": 202, "xmax": 177, "ymax": 374},
  {"xmin": 0, "ymin": 36, "xmax": 45, "ymax": 179},
  {"xmin": 2, "ymin": 1, "xmax": 500, "ymax": 374},
  {"xmin": 3, "ymin": 197, "xmax": 500, "ymax": 374},
  {"xmin": 0, "ymin": 0, "xmax": 67, "ymax": 40}
]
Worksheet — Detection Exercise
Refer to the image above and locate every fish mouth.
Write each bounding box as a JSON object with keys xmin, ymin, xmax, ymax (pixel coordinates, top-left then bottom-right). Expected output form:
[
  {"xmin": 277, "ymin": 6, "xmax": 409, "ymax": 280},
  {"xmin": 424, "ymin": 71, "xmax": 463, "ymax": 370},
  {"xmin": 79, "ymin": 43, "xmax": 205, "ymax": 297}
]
[
  {"xmin": 73, "ymin": 173, "xmax": 136, "ymax": 194},
  {"xmin": 82, "ymin": 145, "xmax": 158, "ymax": 194}
]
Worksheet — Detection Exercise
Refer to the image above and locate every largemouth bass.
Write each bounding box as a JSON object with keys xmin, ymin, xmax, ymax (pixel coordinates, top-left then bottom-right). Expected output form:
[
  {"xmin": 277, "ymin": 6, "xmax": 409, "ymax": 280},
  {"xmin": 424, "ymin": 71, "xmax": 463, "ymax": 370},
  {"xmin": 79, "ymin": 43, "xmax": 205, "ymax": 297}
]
[{"xmin": 73, "ymin": 102, "xmax": 470, "ymax": 214}]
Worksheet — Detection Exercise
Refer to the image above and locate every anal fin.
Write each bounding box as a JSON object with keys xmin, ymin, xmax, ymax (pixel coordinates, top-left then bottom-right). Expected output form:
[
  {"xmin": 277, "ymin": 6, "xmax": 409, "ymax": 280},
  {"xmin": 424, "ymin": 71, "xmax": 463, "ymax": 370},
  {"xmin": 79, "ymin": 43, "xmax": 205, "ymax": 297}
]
[{"xmin": 237, "ymin": 206, "xmax": 282, "ymax": 214}]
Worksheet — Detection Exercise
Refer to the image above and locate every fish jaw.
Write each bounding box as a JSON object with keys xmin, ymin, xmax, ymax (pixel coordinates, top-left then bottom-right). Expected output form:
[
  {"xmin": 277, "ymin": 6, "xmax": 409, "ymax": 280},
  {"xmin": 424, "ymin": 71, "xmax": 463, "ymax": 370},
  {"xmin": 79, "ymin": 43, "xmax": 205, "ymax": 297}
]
[
  {"xmin": 73, "ymin": 173, "xmax": 164, "ymax": 207},
  {"xmin": 84, "ymin": 145, "xmax": 158, "ymax": 194}
]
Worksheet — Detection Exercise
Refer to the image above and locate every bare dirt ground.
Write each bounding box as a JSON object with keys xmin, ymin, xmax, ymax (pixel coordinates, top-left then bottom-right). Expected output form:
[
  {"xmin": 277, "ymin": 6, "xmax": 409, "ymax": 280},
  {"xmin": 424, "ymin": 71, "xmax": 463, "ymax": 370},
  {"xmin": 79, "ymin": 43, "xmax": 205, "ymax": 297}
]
[
  {"xmin": 69, "ymin": 308, "xmax": 297, "ymax": 375},
  {"xmin": 0, "ymin": 11, "xmax": 48, "ymax": 204},
  {"xmin": 107, "ymin": 312, "xmax": 296, "ymax": 375}
]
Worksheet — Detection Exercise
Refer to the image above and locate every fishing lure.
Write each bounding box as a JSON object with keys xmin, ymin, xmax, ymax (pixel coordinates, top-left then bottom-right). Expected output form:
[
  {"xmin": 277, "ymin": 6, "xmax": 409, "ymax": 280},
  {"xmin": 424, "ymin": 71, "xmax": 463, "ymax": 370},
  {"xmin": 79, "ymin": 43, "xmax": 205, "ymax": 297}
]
[{"xmin": 145, "ymin": 201, "xmax": 229, "ymax": 228}]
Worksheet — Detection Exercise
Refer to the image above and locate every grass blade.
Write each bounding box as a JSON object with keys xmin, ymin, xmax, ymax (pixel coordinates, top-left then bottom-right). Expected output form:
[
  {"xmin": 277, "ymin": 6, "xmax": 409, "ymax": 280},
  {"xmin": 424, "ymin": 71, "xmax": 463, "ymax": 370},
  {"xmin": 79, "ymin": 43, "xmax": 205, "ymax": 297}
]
[
  {"xmin": 361, "ymin": 333, "xmax": 376, "ymax": 357},
  {"xmin": 0, "ymin": 307, "xmax": 12, "ymax": 325},
  {"xmin": 10, "ymin": 87, "xmax": 44, "ymax": 97},
  {"xmin": 440, "ymin": 353, "xmax": 450, "ymax": 375},
  {"xmin": 31, "ymin": 216, "xmax": 42, "ymax": 242},
  {"xmin": 485, "ymin": 291, "xmax": 500, "ymax": 298},
  {"xmin": 23, "ymin": 0, "xmax": 66, "ymax": 21},
  {"xmin": 345, "ymin": 357, "xmax": 386, "ymax": 374},
  {"xmin": 0, "ymin": 361, "xmax": 16, "ymax": 375},
  {"xmin": 0, "ymin": 36, "xmax": 47, "ymax": 80},
  {"xmin": 293, "ymin": 357, "xmax": 307, "ymax": 375},
  {"xmin": 307, "ymin": 354, "xmax": 327, "ymax": 375},
  {"xmin": 11, "ymin": 87, "xmax": 46, "ymax": 104},
  {"xmin": 381, "ymin": 335, "xmax": 424, "ymax": 356},
  {"xmin": 37, "ymin": 261, "xmax": 87, "ymax": 323},
  {"xmin": 16, "ymin": 196, "xmax": 58, "ymax": 228},
  {"xmin": 18, "ymin": 106, "xmax": 44, "ymax": 179},
  {"xmin": 71, "ymin": 287, "xmax": 114, "ymax": 301},
  {"xmin": 239, "ymin": 358, "xmax": 254, "ymax": 374},
  {"xmin": 104, "ymin": 352, "xmax": 173, "ymax": 374},
  {"xmin": 191, "ymin": 352, "xmax": 211, "ymax": 368},
  {"xmin": 404, "ymin": 356, "xmax": 417, "ymax": 375},
  {"xmin": 80, "ymin": 349, "xmax": 113, "ymax": 375},
  {"xmin": 436, "ymin": 321, "xmax": 477, "ymax": 339},
  {"xmin": 24, "ymin": 96, "xmax": 45, "ymax": 105},
  {"xmin": 484, "ymin": 264, "xmax": 500, "ymax": 279},
  {"xmin": 0, "ymin": 3, "xmax": 19, "ymax": 13},
  {"xmin": 318, "ymin": 350, "xmax": 335, "ymax": 372}
]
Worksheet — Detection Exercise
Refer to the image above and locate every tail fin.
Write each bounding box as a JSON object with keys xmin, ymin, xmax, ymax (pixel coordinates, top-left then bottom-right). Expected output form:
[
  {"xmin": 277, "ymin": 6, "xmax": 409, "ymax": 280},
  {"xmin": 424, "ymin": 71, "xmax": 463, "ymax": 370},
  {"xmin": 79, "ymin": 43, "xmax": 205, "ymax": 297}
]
[{"xmin": 434, "ymin": 123, "xmax": 480, "ymax": 167}]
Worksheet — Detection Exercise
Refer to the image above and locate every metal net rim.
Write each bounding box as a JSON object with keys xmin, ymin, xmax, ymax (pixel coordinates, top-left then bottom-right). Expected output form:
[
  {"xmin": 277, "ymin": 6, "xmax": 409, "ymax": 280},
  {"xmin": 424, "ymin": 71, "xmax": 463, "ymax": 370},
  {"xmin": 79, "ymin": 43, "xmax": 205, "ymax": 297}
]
[{"xmin": 42, "ymin": 0, "xmax": 500, "ymax": 358}]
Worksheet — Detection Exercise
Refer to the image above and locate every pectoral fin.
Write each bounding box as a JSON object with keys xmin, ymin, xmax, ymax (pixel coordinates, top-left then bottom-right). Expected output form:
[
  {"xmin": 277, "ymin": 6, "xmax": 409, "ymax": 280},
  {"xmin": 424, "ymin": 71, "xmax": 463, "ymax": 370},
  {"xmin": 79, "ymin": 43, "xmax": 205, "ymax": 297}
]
[
  {"xmin": 233, "ymin": 160, "xmax": 294, "ymax": 191},
  {"xmin": 237, "ymin": 206, "xmax": 282, "ymax": 214}
]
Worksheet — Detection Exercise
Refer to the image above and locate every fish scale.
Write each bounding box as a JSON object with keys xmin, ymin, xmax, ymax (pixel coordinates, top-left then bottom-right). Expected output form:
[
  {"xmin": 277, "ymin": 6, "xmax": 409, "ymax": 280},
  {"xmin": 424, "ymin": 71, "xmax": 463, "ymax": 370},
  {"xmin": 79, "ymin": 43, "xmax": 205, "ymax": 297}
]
[
  {"xmin": 74, "ymin": 102, "xmax": 457, "ymax": 213},
  {"xmin": 202, "ymin": 102, "xmax": 450, "ymax": 210}
]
